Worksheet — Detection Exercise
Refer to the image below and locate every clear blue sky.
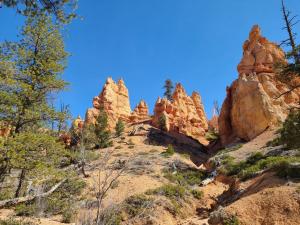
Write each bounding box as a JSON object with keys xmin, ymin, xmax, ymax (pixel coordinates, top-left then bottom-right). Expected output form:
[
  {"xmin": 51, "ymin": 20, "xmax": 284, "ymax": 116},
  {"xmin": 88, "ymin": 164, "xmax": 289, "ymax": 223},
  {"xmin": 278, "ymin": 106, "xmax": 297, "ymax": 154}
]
[{"xmin": 0, "ymin": 0, "xmax": 299, "ymax": 119}]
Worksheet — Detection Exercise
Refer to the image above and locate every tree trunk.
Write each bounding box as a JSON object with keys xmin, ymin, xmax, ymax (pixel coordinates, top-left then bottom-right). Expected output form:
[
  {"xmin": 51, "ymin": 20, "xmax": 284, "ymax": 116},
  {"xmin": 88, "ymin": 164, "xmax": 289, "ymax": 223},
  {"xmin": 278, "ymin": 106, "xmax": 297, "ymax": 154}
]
[
  {"xmin": 282, "ymin": 0, "xmax": 299, "ymax": 64},
  {"xmin": 15, "ymin": 169, "xmax": 26, "ymax": 198}
]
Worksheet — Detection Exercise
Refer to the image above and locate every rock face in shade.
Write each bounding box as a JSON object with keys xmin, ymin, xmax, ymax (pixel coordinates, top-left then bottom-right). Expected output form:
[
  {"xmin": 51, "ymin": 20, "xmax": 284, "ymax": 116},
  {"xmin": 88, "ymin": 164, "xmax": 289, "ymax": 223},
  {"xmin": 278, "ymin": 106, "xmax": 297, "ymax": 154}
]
[
  {"xmin": 85, "ymin": 77, "xmax": 132, "ymax": 129},
  {"xmin": 219, "ymin": 25, "xmax": 300, "ymax": 146},
  {"xmin": 152, "ymin": 83, "xmax": 208, "ymax": 144},
  {"xmin": 130, "ymin": 100, "xmax": 151, "ymax": 123}
]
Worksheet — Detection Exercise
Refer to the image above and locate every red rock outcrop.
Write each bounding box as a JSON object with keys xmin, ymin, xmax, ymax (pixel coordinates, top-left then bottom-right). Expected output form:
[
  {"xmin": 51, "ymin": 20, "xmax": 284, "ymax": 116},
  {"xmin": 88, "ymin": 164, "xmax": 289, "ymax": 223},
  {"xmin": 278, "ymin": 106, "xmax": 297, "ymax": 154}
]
[
  {"xmin": 219, "ymin": 25, "xmax": 300, "ymax": 146},
  {"xmin": 130, "ymin": 100, "xmax": 151, "ymax": 123},
  {"xmin": 152, "ymin": 83, "xmax": 208, "ymax": 144}
]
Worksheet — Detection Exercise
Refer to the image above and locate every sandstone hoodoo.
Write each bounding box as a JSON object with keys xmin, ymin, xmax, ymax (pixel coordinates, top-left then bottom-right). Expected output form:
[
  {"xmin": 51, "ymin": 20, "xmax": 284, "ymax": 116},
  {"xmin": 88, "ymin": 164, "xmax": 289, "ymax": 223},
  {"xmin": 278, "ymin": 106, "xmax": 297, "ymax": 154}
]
[
  {"xmin": 85, "ymin": 77, "xmax": 151, "ymax": 129},
  {"xmin": 152, "ymin": 83, "xmax": 208, "ymax": 144},
  {"xmin": 85, "ymin": 77, "xmax": 132, "ymax": 129},
  {"xmin": 130, "ymin": 100, "xmax": 151, "ymax": 123},
  {"xmin": 219, "ymin": 25, "xmax": 300, "ymax": 146}
]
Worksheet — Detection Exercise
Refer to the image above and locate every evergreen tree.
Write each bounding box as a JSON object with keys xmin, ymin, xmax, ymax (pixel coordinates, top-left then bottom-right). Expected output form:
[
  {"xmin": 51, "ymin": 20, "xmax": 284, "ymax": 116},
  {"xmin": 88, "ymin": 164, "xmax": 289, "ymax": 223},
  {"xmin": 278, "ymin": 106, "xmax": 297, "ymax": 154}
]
[
  {"xmin": 115, "ymin": 119, "xmax": 125, "ymax": 137},
  {"xmin": 158, "ymin": 114, "xmax": 167, "ymax": 131},
  {"xmin": 0, "ymin": 13, "xmax": 69, "ymax": 134},
  {"xmin": 0, "ymin": 0, "xmax": 77, "ymax": 23},
  {"xmin": 1, "ymin": 131, "xmax": 67, "ymax": 197},
  {"xmin": 94, "ymin": 108, "xmax": 112, "ymax": 149},
  {"xmin": 0, "ymin": 13, "xmax": 70, "ymax": 197},
  {"xmin": 163, "ymin": 79, "xmax": 174, "ymax": 101}
]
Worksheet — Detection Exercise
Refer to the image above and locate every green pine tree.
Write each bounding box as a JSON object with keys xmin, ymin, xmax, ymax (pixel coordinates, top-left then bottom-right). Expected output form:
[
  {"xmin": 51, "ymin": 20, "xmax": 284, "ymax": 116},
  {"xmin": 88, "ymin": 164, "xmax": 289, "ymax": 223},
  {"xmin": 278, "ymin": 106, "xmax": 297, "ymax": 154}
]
[
  {"xmin": 115, "ymin": 119, "xmax": 125, "ymax": 137},
  {"xmin": 94, "ymin": 108, "xmax": 112, "ymax": 149},
  {"xmin": 0, "ymin": 13, "xmax": 69, "ymax": 134},
  {"xmin": 1, "ymin": 0, "xmax": 77, "ymax": 23},
  {"xmin": 0, "ymin": 13, "xmax": 70, "ymax": 197},
  {"xmin": 163, "ymin": 79, "xmax": 174, "ymax": 101}
]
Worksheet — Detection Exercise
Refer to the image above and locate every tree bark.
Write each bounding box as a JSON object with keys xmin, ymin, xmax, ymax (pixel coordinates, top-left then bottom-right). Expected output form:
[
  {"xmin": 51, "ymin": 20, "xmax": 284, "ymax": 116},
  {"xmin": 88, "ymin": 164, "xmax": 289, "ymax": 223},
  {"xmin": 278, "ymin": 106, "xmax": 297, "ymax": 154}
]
[{"xmin": 15, "ymin": 169, "xmax": 26, "ymax": 198}]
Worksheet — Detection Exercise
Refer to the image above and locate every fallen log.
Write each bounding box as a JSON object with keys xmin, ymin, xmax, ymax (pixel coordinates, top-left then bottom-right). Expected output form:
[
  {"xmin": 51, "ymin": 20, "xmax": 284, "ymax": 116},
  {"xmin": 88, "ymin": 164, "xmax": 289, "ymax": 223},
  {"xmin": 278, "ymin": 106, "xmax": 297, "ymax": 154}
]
[{"xmin": 0, "ymin": 178, "xmax": 67, "ymax": 208}]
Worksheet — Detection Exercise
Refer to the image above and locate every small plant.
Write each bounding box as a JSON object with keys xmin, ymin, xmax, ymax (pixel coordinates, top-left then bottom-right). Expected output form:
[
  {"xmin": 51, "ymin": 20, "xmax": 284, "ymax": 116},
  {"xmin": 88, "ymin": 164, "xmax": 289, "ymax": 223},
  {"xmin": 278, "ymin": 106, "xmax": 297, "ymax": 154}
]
[
  {"xmin": 278, "ymin": 111, "xmax": 300, "ymax": 149},
  {"xmin": 115, "ymin": 145, "xmax": 122, "ymax": 150},
  {"xmin": 124, "ymin": 194, "xmax": 154, "ymax": 217},
  {"xmin": 0, "ymin": 218, "xmax": 35, "ymax": 225},
  {"xmin": 115, "ymin": 119, "xmax": 125, "ymax": 137},
  {"xmin": 62, "ymin": 207, "xmax": 75, "ymax": 223},
  {"xmin": 224, "ymin": 215, "xmax": 240, "ymax": 225},
  {"xmin": 164, "ymin": 168, "xmax": 206, "ymax": 186},
  {"xmin": 147, "ymin": 184, "xmax": 185, "ymax": 199},
  {"xmin": 161, "ymin": 144, "xmax": 175, "ymax": 157},
  {"xmin": 158, "ymin": 114, "xmax": 167, "ymax": 131},
  {"xmin": 190, "ymin": 189, "xmax": 203, "ymax": 199},
  {"xmin": 205, "ymin": 131, "xmax": 219, "ymax": 142},
  {"xmin": 179, "ymin": 153, "xmax": 190, "ymax": 159}
]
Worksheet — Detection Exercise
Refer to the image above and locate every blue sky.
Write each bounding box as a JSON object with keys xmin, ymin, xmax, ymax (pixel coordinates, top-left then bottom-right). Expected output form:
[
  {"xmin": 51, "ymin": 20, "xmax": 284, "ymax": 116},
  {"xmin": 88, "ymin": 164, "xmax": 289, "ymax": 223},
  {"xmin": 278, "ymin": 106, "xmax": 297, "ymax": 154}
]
[{"xmin": 0, "ymin": 0, "xmax": 299, "ymax": 119}]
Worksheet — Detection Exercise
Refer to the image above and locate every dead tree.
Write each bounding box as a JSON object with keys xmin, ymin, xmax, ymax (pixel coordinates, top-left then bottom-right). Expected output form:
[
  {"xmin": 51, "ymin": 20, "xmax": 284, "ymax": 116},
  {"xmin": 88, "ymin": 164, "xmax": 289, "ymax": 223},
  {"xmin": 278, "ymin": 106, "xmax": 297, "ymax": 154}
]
[{"xmin": 281, "ymin": 0, "xmax": 300, "ymax": 64}]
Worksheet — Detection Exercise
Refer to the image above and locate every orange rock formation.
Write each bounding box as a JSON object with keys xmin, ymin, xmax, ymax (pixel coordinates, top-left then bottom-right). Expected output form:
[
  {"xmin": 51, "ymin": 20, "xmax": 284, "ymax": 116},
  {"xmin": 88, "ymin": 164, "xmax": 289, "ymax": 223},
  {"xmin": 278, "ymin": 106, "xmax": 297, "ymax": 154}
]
[
  {"xmin": 219, "ymin": 25, "xmax": 300, "ymax": 146},
  {"xmin": 85, "ymin": 78, "xmax": 150, "ymax": 129},
  {"xmin": 152, "ymin": 83, "xmax": 208, "ymax": 144},
  {"xmin": 130, "ymin": 100, "xmax": 151, "ymax": 123}
]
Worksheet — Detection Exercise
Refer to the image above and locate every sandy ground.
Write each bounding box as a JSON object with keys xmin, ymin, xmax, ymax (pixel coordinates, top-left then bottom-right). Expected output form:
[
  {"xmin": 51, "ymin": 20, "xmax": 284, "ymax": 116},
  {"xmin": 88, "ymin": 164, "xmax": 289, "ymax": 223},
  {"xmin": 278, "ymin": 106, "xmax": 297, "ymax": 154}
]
[{"xmin": 228, "ymin": 130, "xmax": 277, "ymax": 161}]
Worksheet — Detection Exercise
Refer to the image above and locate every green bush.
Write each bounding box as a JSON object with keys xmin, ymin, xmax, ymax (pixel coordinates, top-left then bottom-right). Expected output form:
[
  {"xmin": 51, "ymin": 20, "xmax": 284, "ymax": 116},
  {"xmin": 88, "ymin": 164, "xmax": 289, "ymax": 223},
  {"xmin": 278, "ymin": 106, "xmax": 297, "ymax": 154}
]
[
  {"xmin": 16, "ymin": 177, "xmax": 85, "ymax": 219},
  {"xmin": 224, "ymin": 215, "xmax": 240, "ymax": 225},
  {"xmin": 278, "ymin": 111, "xmax": 300, "ymax": 149},
  {"xmin": 190, "ymin": 189, "xmax": 203, "ymax": 199},
  {"xmin": 161, "ymin": 144, "xmax": 175, "ymax": 157},
  {"xmin": 124, "ymin": 194, "xmax": 154, "ymax": 217},
  {"xmin": 147, "ymin": 184, "xmax": 185, "ymax": 199},
  {"xmin": 220, "ymin": 153, "xmax": 300, "ymax": 180},
  {"xmin": 0, "ymin": 218, "xmax": 35, "ymax": 225},
  {"xmin": 115, "ymin": 120, "xmax": 125, "ymax": 137},
  {"xmin": 158, "ymin": 115, "xmax": 167, "ymax": 131},
  {"xmin": 164, "ymin": 168, "xmax": 206, "ymax": 186},
  {"xmin": 15, "ymin": 204, "xmax": 35, "ymax": 216},
  {"xmin": 205, "ymin": 131, "xmax": 219, "ymax": 142}
]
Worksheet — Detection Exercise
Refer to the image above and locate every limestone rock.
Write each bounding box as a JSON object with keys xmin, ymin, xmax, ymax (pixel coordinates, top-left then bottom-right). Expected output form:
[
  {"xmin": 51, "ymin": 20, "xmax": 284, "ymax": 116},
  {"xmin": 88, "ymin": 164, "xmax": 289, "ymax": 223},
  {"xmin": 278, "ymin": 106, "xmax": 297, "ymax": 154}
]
[
  {"xmin": 219, "ymin": 25, "xmax": 300, "ymax": 146},
  {"xmin": 130, "ymin": 100, "xmax": 151, "ymax": 123},
  {"xmin": 152, "ymin": 83, "xmax": 208, "ymax": 144}
]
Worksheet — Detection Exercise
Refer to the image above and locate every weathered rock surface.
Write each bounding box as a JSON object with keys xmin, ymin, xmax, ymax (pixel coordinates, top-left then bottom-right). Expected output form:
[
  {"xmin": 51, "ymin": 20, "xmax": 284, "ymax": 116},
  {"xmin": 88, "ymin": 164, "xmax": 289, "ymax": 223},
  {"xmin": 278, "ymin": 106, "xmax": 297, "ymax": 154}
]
[
  {"xmin": 85, "ymin": 78, "xmax": 151, "ymax": 129},
  {"xmin": 219, "ymin": 25, "xmax": 300, "ymax": 146},
  {"xmin": 152, "ymin": 83, "xmax": 208, "ymax": 144},
  {"xmin": 237, "ymin": 25, "xmax": 285, "ymax": 75},
  {"xmin": 85, "ymin": 77, "xmax": 132, "ymax": 129},
  {"xmin": 130, "ymin": 100, "xmax": 151, "ymax": 123}
]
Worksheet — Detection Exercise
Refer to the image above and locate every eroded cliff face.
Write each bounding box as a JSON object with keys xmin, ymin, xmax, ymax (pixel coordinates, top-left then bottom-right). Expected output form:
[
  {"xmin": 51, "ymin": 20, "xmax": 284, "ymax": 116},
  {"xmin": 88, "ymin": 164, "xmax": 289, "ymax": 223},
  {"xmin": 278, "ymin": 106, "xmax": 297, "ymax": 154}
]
[
  {"xmin": 152, "ymin": 83, "xmax": 208, "ymax": 144},
  {"xmin": 85, "ymin": 78, "xmax": 150, "ymax": 129},
  {"xmin": 219, "ymin": 25, "xmax": 300, "ymax": 146}
]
